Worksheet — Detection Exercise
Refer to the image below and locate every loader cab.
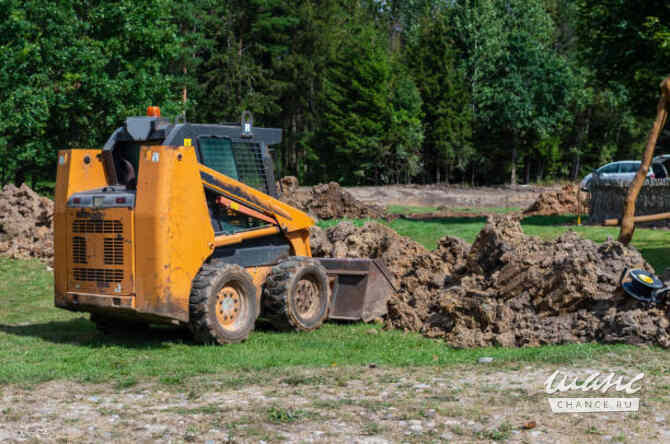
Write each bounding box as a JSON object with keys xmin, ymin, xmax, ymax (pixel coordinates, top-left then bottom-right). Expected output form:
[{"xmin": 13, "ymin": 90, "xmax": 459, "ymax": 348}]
[
  {"xmin": 95, "ymin": 109, "xmax": 283, "ymax": 239},
  {"xmin": 101, "ymin": 110, "xmax": 281, "ymax": 198}
]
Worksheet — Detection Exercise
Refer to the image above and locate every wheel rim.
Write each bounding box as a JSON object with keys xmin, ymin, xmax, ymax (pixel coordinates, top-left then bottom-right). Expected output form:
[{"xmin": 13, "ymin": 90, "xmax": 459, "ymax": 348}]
[
  {"xmin": 295, "ymin": 277, "xmax": 320, "ymax": 319},
  {"xmin": 216, "ymin": 284, "xmax": 245, "ymax": 331}
]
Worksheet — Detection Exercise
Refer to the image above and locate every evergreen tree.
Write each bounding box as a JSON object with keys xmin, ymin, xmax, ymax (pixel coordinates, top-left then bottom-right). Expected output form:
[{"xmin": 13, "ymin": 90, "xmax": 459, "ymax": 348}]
[
  {"xmin": 384, "ymin": 62, "xmax": 424, "ymax": 184},
  {"xmin": 316, "ymin": 23, "xmax": 392, "ymax": 184},
  {"xmin": 409, "ymin": 10, "xmax": 473, "ymax": 183}
]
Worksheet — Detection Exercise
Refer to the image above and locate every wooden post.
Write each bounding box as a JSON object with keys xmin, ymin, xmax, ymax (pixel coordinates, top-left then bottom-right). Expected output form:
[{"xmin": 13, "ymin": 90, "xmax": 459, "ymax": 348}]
[
  {"xmin": 618, "ymin": 77, "xmax": 670, "ymax": 245},
  {"xmin": 182, "ymin": 66, "xmax": 188, "ymax": 104},
  {"xmin": 577, "ymin": 186, "xmax": 581, "ymax": 226},
  {"xmin": 605, "ymin": 212, "xmax": 670, "ymax": 226}
]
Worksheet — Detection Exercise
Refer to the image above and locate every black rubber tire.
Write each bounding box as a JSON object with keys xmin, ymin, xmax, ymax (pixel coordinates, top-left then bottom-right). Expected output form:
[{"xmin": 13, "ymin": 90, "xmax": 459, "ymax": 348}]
[
  {"xmin": 90, "ymin": 313, "xmax": 149, "ymax": 335},
  {"xmin": 188, "ymin": 263, "xmax": 258, "ymax": 344},
  {"xmin": 263, "ymin": 257, "xmax": 330, "ymax": 331}
]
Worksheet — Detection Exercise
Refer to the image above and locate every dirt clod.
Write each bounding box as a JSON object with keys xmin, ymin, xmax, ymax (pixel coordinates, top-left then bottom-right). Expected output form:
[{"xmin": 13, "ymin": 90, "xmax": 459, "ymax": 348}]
[
  {"xmin": 0, "ymin": 184, "xmax": 54, "ymax": 264},
  {"xmin": 522, "ymin": 421, "xmax": 537, "ymax": 430},
  {"xmin": 278, "ymin": 177, "xmax": 385, "ymax": 220},
  {"xmin": 277, "ymin": 176, "xmax": 299, "ymax": 194},
  {"xmin": 523, "ymin": 183, "xmax": 587, "ymax": 216},
  {"xmin": 314, "ymin": 215, "xmax": 670, "ymax": 348}
]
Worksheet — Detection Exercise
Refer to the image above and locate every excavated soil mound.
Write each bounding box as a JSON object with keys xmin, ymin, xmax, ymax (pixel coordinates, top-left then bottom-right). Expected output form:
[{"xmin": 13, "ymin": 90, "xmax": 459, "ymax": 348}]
[
  {"xmin": 310, "ymin": 222, "xmax": 468, "ymax": 291},
  {"xmin": 0, "ymin": 184, "xmax": 54, "ymax": 263},
  {"xmin": 435, "ymin": 216, "xmax": 669, "ymax": 347},
  {"xmin": 278, "ymin": 176, "xmax": 299, "ymax": 194},
  {"xmin": 523, "ymin": 184, "xmax": 587, "ymax": 216},
  {"xmin": 278, "ymin": 177, "xmax": 385, "ymax": 220},
  {"xmin": 312, "ymin": 215, "xmax": 670, "ymax": 348}
]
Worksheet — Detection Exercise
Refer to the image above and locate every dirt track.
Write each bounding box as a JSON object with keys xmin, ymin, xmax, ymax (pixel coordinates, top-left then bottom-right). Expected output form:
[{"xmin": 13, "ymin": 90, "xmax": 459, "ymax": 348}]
[
  {"xmin": 1, "ymin": 363, "xmax": 668, "ymax": 443},
  {"xmin": 344, "ymin": 184, "xmax": 560, "ymax": 209}
]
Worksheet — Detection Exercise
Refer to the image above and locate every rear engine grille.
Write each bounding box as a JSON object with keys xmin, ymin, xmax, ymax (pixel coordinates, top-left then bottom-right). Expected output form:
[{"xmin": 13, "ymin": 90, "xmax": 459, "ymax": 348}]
[
  {"xmin": 73, "ymin": 268, "xmax": 123, "ymax": 283},
  {"xmin": 103, "ymin": 238, "xmax": 124, "ymax": 265},
  {"xmin": 72, "ymin": 236, "xmax": 87, "ymax": 264},
  {"xmin": 73, "ymin": 219, "xmax": 123, "ymax": 234}
]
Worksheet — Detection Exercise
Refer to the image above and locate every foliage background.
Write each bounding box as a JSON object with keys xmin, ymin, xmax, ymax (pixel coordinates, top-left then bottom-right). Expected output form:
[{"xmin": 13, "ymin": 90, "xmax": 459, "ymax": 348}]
[{"xmin": 0, "ymin": 0, "xmax": 668, "ymax": 187}]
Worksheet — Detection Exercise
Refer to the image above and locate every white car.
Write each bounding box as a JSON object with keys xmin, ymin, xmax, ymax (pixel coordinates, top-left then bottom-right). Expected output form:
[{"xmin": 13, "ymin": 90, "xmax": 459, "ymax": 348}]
[{"xmin": 580, "ymin": 160, "xmax": 668, "ymax": 190}]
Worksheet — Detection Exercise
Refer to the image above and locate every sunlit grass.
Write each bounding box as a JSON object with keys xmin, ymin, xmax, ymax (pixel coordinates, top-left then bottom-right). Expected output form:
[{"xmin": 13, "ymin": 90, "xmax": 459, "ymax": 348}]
[{"xmin": 1, "ymin": 215, "xmax": 669, "ymax": 385}]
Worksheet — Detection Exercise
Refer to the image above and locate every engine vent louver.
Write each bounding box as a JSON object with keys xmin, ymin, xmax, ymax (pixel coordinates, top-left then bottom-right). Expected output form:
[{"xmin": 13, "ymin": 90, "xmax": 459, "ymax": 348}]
[
  {"xmin": 72, "ymin": 236, "xmax": 87, "ymax": 264},
  {"xmin": 103, "ymin": 238, "xmax": 124, "ymax": 265},
  {"xmin": 72, "ymin": 268, "xmax": 123, "ymax": 283},
  {"xmin": 73, "ymin": 219, "xmax": 123, "ymax": 234}
]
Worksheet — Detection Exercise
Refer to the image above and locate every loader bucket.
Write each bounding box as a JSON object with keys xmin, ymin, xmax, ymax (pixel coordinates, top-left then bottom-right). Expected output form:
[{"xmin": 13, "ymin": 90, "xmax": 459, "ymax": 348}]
[{"xmin": 317, "ymin": 258, "xmax": 396, "ymax": 322}]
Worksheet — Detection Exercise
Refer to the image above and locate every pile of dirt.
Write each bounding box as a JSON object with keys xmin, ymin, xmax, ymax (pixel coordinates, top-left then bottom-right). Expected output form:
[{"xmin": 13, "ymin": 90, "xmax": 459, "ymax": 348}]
[
  {"xmin": 434, "ymin": 216, "xmax": 670, "ymax": 347},
  {"xmin": 278, "ymin": 176, "xmax": 386, "ymax": 220},
  {"xmin": 277, "ymin": 176, "xmax": 300, "ymax": 194},
  {"xmin": 0, "ymin": 184, "xmax": 54, "ymax": 263},
  {"xmin": 312, "ymin": 215, "xmax": 670, "ymax": 348},
  {"xmin": 310, "ymin": 222, "xmax": 467, "ymax": 291},
  {"xmin": 523, "ymin": 184, "xmax": 587, "ymax": 216}
]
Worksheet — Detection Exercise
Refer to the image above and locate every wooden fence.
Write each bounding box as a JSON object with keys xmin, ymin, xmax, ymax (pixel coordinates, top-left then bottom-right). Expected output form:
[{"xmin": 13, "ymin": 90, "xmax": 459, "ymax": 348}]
[{"xmin": 589, "ymin": 178, "xmax": 670, "ymax": 227}]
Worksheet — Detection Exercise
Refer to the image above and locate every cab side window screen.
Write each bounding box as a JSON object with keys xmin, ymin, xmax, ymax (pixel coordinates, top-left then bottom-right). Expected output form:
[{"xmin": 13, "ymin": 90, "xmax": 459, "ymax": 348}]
[
  {"xmin": 198, "ymin": 137, "xmax": 240, "ymax": 180},
  {"xmin": 231, "ymin": 141, "xmax": 268, "ymax": 193},
  {"xmin": 198, "ymin": 137, "xmax": 270, "ymax": 194}
]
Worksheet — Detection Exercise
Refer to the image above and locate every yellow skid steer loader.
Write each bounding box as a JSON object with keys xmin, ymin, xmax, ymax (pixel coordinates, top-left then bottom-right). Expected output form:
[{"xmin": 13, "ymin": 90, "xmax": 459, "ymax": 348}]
[{"xmin": 54, "ymin": 108, "xmax": 394, "ymax": 343}]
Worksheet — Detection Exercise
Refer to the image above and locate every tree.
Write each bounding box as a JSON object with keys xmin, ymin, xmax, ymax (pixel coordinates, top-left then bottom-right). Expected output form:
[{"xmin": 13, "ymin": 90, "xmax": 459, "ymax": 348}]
[
  {"xmin": 194, "ymin": 0, "xmax": 345, "ymax": 181},
  {"xmin": 384, "ymin": 61, "xmax": 424, "ymax": 184},
  {"xmin": 572, "ymin": 0, "xmax": 670, "ymax": 179},
  {"xmin": 316, "ymin": 23, "xmax": 393, "ymax": 184},
  {"xmin": 453, "ymin": 0, "xmax": 578, "ymax": 184},
  {"xmin": 409, "ymin": 9, "xmax": 473, "ymax": 183},
  {"xmin": 0, "ymin": 0, "xmax": 188, "ymax": 186},
  {"xmin": 193, "ymin": 0, "xmax": 277, "ymax": 125},
  {"xmin": 577, "ymin": 0, "xmax": 670, "ymax": 116},
  {"xmin": 619, "ymin": 77, "xmax": 670, "ymax": 245}
]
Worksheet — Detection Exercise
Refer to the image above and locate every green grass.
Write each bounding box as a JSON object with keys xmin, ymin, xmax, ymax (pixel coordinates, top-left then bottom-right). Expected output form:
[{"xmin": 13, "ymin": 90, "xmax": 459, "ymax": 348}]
[
  {"xmin": 0, "ymin": 256, "xmax": 661, "ymax": 385},
  {"xmin": 1, "ymin": 215, "xmax": 670, "ymax": 385},
  {"xmin": 387, "ymin": 204, "xmax": 441, "ymax": 214}
]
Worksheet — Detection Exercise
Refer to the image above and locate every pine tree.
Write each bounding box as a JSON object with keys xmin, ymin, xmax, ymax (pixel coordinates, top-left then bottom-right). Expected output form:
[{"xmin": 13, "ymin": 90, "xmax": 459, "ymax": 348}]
[
  {"xmin": 409, "ymin": 10, "xmax": 473, "ymax": 183},
  {"xmin": 316, "ymin": 23, "xmax": 393, "ymax": 185}
]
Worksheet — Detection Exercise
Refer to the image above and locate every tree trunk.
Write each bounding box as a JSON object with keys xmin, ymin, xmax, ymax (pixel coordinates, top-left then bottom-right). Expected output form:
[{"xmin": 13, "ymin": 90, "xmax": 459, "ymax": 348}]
[
  {"xmin": 509, "ymin": 142, "xmax": 516, "ymax": 185},
  {"xmin": 572, "ymin": 108, "xmax": 591, "ymax": 180},
  {"xmin": 619, "ymin": 77, "xmax": 670, "ymax": 245},
  {"xmin": 14, "ymin": 168, "xmax": 25, "ymax": 186},
  {"xmin": 524, "ymin": 158, "xmax": 530, "ymax": 184},
  {"xmin": 182, "ymin": 65, "xmax": 188, "ymax": 105},
  {"xmin": 291, "ymin": 113, "xmax": 297, "ymax": 175}
]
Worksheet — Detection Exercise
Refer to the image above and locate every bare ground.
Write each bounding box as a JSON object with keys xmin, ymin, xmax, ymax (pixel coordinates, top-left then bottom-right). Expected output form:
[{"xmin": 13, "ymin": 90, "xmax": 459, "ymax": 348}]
[
  {"xmin": 2, "ymin": 361, "xmax": 668, "ymax": 443},
  {"xmin": 344, "ymin": 184, "xmax": 561, "ymax": 209}
]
